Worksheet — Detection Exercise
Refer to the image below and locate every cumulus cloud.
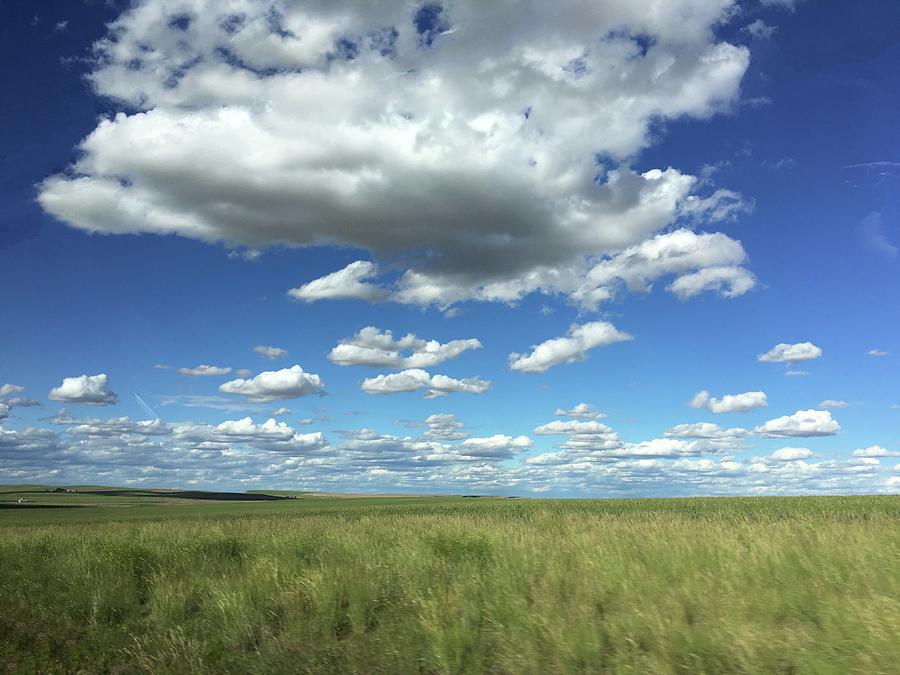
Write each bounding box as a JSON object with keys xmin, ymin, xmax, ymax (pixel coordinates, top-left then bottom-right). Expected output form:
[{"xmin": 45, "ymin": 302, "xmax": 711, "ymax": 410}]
[
  {"xmin": 555, "ymin": 403, "xmax": 605, "ymax": 419},
  {"xmin": 818, "ymin": 400, "xmax": 848, "ymax": 409},
  {"xmin": 270, "ymin": 407, "xmax": 290, "ymax": 417},
  {"xmin": 769, "ymin": 447, "xmax": 813, "ymax": 461},
  {"xmin": 853, "ymin": 445, "xmax": 900, "ymax": 458},
  {"xmin": 755, "ymin": 409, "xmax": 840, "ymax": 438},
  {"xmin": 48, "ymin": 374, "xmax": 118, "ymax": 405},
  {"xmin": 329, "ymin": 326, "xmax": 481, "ymax": 368},
  {"xmin": 178, "ymin": 364, "xmax": 232, "ymax": 377},
  {"xmin": 253, "ymin": 345, "xmax": 288, "ymax": 360},
  {"xmin": 663, "ymin": 422, "xmax": 749, "ymax": 439},
  {"xmin": 757, "ymin": 341, "xmax": 822, "ymax": 364},
  {"xmin": 0, "ymin": 384, "xmax": 25, "ymax": 398},
  {"xmin": 361, "ymin": 369, "xmax": 489, "ymax": 398},
  {"xmin": 743, "ymin": 20, "xmax": 777, "ymax": 40},
  {"xmin": 509, "ymin": 321, "xmax": 632, "ymax": 373},
  {"xmin": 38, "ymin": 0, "xmax": 754, "ymax": 311},
  {"xmin": 424, "ymin": 413, "xmax": 468, "ymax": 441},
  {"xmin": 220, "ymin": 365, "xmax": 324, "ymax": 402},
  {"xmin": 289, "ymin": 261, "xmax": 388, "ymax": 303},
  {"xmin": 458, "ymin": 435, "xmax": 532, "ymax": 458},
  {"xmin": 689, "ymin": 389, "xmax": 767, "ymax": 413}
]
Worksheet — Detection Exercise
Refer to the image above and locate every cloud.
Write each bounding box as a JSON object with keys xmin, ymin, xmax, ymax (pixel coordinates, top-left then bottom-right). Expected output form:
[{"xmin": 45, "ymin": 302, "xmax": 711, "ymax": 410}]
[
  {"xmin": 48, "ymin": 374, "xmax": 118, "ymax": 405},
  {"xmin": 0, "ymin": 384, "xmax": 25, "ymax": 398},
  {"xmin": 458, "ymin": 435, "xmax": 532, "ymax": 458},
  {"xmin": 663, "ymin": 422, "xmax": 749, "ymax": 439},
  {"xmin": 39, "ymin": 0, "xmax": 753, "ymax": 311},
  {"xmin": 818, "ymin": 400, "xmax": 848, "ymax": 409},
  {"xmin": 769, "ymin": 447, "xmax": 813, "ymax": 461},
  {"xmin": 424, "ymin": 414, "xmax": 468, "ymax": 441},
  {"xmin": 743, "ymin": 20, "xmax": 777, "ymax": 40},
  {"xmin": 757, "ymin": 341, "xmax": 822, "ymax": 364},
  {"xmin": 270, "ymin": 407, "xmax": 290, "ymax": 417},
  {"xmin": 857, "ymin": 212, "xmax": 897, "ymax": 261},
  {"xmin": 220, "ymin": 365, "xmax": 324, "ymax": 402},
  {"xmin": 0, "ymin": 404, "xmax": 7, "ymax": 421},
  {"xmin": 361, "ymin": 369, "xmax": 490, "ymax": 398},
  {"xmin": 853, "ymin": 445, "xmax": 900, "ymax": 458},
  {"xmin": 253, "ymin": 345, "xmax": 288, "ymax": 360},
  {"xmin": 509, "ymin": 321, "xmax": 632, "ymax": 373},
  {"xmin": 178, "ymin": 364, "xmax": 232, "ymax": 377},
  {"xmin": 289, "ymin": 261, "xmax": 388, "ymax": 303},
  {"xmin": 555, "ymin": 403, "xmax": 605, "ymax": 419},
  {"xmin": 755, "ymin": 409, "xmax": 840, "ymax": 438},
  {"xmin": 784, "ymin": 369, "xmax": 809, "ymax": 377},
  {"xmin": 329, "ymin": 326, "xmax": 481, "ymax": 368},
  {"xmin": 868, "ymin": 349, "xmax": 890, "ymax": 357},
  {"xmin": 689, "ymin": 390, "xmax": 767, "ymax": 413},
  {"xmin": 153, "ymin": 363, "xmax": 170, "ymax": 369}
]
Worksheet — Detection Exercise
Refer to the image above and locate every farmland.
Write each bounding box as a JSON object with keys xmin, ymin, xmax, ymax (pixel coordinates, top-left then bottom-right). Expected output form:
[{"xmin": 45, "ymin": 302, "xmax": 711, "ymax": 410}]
[{"xmin": 1, "ymin": 487, "xmax": 899, "ymax": 674}]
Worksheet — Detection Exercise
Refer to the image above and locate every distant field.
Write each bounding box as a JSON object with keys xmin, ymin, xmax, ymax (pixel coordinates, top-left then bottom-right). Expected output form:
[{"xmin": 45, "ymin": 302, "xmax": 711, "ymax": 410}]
[{"xmin": 1, "ymin": 488, "xmax": 899, "ymax": 674}]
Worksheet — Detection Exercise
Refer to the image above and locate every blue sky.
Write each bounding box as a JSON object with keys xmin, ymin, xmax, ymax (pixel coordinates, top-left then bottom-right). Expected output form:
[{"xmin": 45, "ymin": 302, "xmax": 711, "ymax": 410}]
[{"xmin": 1, "ymin": 0, "xmax": 898, "ymax": 496}]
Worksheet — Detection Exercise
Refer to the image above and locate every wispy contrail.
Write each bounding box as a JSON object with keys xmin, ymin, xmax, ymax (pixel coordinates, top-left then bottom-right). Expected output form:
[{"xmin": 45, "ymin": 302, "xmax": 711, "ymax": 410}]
[{"xmin": 134, "ymin": 393, "xmax": 160, "ymax": 420}]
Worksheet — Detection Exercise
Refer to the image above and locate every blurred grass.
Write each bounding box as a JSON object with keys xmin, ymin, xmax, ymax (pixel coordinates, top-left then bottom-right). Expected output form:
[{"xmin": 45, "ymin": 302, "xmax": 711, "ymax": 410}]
[{"xmin": 1, "ymin": 495, "xmax": 899, "ymax": 673}]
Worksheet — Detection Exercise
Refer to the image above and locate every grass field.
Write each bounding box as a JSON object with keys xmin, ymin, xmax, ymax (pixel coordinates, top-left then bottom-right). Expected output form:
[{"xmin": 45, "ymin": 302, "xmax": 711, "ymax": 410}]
[{"xmin": 1, "ymin": 487, "xmax": 899, "ymax": 674}]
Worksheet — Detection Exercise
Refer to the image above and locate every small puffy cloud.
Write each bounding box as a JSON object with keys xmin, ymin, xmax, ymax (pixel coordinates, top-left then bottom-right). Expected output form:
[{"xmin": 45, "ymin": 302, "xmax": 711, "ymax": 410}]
[
  {"xmin": 666, "ymin": 265, "xmax": 756, "ymax": 300},
  {"xmin": 555, "ymin": 403, "xmax": 605, "ymax": 419},
  {"xmin": 689, "ymin": 390, "xmax": 767, "ymax": 413},
  {"xmin": 534, "ymin": 420, "xmax": 615, "ymax": 436},
  {"xmin": 784, "ymin": 369, "xmax": 810, "ymax": 377},
  {"xmin": 663, "ymin": 422, "xmax": 749, "ymax": 439},
  {"xmin": 818, "ymin": 400, "xmax": 848, "ymax": 410},
  {"xmin": 49, "ymin": 374, "xmax": 118, "ymax": 405},
  {"xmin": 361, "ymin": 369, "xmax": 490, "ymax": 398},
  {"xmin": 509, "ymin": 321, "xmax": 632, "ymax": 373},
  {"xmin": 770, "ymin": 447, "xmax": 813, "ymax": 461},
  {"xmin": 755, "ymin": 409, "xmax": 840, "ymax": 438},
  {"xmin": 868, "ymin": 349, "xmax": 890, "ymax": 357},
  {"xmin": 758, "ymin": 341, "xmax": 823, "ymax": 364},
  {"xmin": 424, "ymin": 414, "xmax": 468, "ymax": 441},
  {"xmin": 178, "ymin": 364, "xmax": 232, "ymax": 377},
  {"xmin": 0, "ymin": 384, "xmax": 25, "ymax": 398},
  {"xmin": 459, "ymin": 435, "xmax": 532, "ymax": 458},
  {"xmin": 153, "ymin": 363, "xmax": 170, "ymax": 369},
  {"xmin": 853, "ymin": 446, "xmax": 900, "ymax": 458},
  {"xmin": 289, "ymin": 261, "xmax": 387, "ymax": 303},
  {"xmin": 220, "ymin": 365, "xmax": 324, "ymax": 402},
  {"xmin": 329, "ymin": 327, "xmax": 481, "ymax": 368},
  {"xmin": 270, "ymin": 407, "xmax": 290, "ymax": 417},
  {"xmin": 253, "ymin": 345, "xmax": 288, "ymax": 360}
]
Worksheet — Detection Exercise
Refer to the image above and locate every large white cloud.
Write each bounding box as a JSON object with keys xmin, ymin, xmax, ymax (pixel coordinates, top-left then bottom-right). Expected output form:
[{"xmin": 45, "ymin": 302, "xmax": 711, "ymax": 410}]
[
  {"xmin": 38, "ymin": 0, "xmax": 754, "ymax": 310},
  {"xmin": 220, "ymin": 365, "xmax": 324, "ymax": 402},
  {"xmin": 509, "ymin": 321, "xmax": 632, "ymax": 373},
  {"xmin": 689, "ymin": 389, "xmax": 768, "ymax": 413},
  {"xmin": 757, "ymin": 341, "xmax": 823, "ymax": 364},
  {"xmin": 361, "ymin": 369, "xmax": 489, "ymax": 398},
  {"xmin": 754, "ymin": 409, "xmax": 840, "ymax": 438},
  {"xmin": 48, "ymin": 374, "xmax": 119, "ymax": 405},
  {"xmin": 328, "ymin": 326, "xmax": 481, "ymax": 368}
]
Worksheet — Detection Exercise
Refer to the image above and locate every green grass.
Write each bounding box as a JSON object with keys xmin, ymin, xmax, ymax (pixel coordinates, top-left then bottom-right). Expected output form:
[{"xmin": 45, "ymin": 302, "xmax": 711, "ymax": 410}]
[{"xmin": 1, "ymin": 492, "xmax": 899, "ymax": 674}]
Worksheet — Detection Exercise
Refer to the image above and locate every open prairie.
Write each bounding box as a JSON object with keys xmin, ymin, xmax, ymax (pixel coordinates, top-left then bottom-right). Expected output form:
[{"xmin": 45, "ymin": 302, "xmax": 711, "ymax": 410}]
[{"xmin": 1, "ymin": 488, "xmax": 899, "ymax": 674}]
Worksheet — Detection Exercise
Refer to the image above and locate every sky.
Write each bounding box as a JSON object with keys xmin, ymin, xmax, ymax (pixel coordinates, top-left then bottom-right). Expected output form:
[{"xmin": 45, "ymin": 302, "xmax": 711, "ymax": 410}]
[{"xmin": 1, "ymin": 0, "xmax": 898, "ymax": 496}]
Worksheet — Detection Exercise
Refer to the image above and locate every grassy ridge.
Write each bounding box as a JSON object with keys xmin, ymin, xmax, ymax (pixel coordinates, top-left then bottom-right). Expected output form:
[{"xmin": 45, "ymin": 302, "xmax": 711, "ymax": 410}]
[{"xmin": 1, "ymin": 496, "xmax": 899, "ymax": 673}]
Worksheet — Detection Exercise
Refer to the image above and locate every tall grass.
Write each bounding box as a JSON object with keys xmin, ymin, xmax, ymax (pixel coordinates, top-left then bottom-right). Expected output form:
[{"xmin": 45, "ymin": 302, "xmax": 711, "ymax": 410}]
[{"xmin": 1, "ymin": 497, "xmax": 899, "ymax": 673}]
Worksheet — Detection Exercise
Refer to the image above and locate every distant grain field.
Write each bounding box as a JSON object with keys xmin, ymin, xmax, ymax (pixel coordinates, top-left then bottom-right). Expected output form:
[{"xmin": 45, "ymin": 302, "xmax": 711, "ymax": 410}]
[{"xmin": 1, "ymin": 490, "xmax": 899, "ymax": 674}]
